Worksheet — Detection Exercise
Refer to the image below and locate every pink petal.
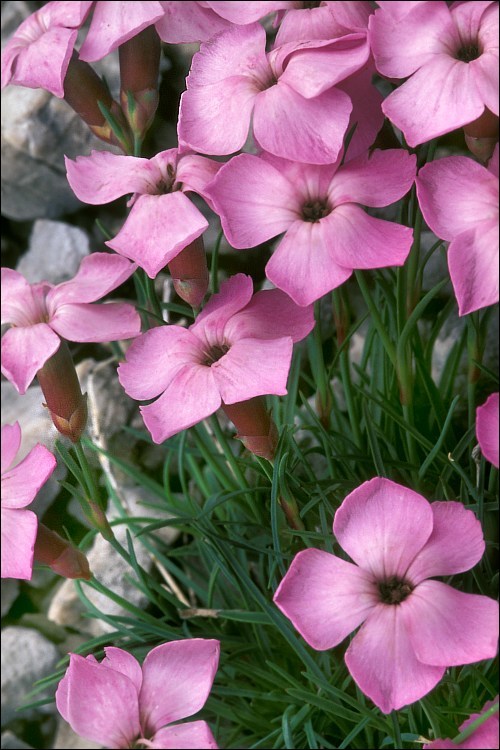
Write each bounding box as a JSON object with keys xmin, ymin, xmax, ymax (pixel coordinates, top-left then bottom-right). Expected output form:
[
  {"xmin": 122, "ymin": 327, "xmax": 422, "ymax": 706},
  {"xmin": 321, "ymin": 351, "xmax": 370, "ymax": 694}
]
[
  {"xmin": 207, "ymin": 1, "xmax": 290, "ymax": 24},
  {"xmin": 191, "ymin": 274, "xmax": 254, "ymax": 347},
  {"xmin": 275, "ymin": 3, "xmax": 372, "ymax": 45},
  {"xmin": 78, "ymin": 1, "xmax": 165, "ymax": 61},
  {"xmin": 405, "ymin": 502, "xmax": 485, "ymax": 584},
  {"xmin": 330, "ymin": 149, "xmax": 416, "ymax": 207},
  {"xmin": 139, "ymin": 639, "xmax": 220, "ymax": 733},
  {"xmin": 1, "ymin": 324, "xmax": 61, "ymax": 395},
  {"xmin": 1, "ymin": 268, "xmax": 45, "ymax": 326},
  {"xmin": 208, "ymin": 154, "xmax": 299, "ymax": 249},
  {"xmin": 345, "ymin": 603, "xmax": 445, "ymax": 713},
  {"xmin": 55, "ymin": 653, "xmax": 141, "ymax": 749},
  {"xmin": 1, "ymin": 422, "xmax": 21, "ymax": 474},
  {"xmin": 5, "ymin": 26, "xmax": 77, "ymax": 97},
  {"xmin": 318, "ymin": 204, "xmax": 413, "ymax": 271},
  {"xmin": 488, "ymin": 143, "xmax": 499, "ymax": 178},
  {"xmin": 277, "ymin": 34, "xmax": 370, "ymax": 98},
  {"xmin": 477, "ymin": 393, "xmax": 500, "ymax": 468},
  {"xmin": 178, "ymin": 77, "xmax": 257, "ymax": 156},
  {"xmin": 101, "ymin": 648, "xmax": 143, "ymax": 694},
  {"xmin": 47, "ymin": 253, "xmax": 137, "ymax": 308},
  {"xmin": 50, "ymin": 301, "xmax": 141, "ymax": 343},
  {"xmin": 106, "ymin": 193, "xmax": 208, "ymax": 279},
  {"xmin": 472, "ymin": 50, "xmax": 499, "ymax": 117},
  {"xmin": 428, "ymin": 697, "xmax": 500, "ymax": 750},
  {"xmin": 336, "ymin": 67, "xmax": 384, "ymax": 160},
  {"xmin": 1, "ymin": 507, "xmax": 37, "ymax": 580},
  {"xmin": 403, "ymin": 581, "xmax": 499, "ymax": 666},
  {"xmin": 175, "ymin": 154, "xmax": 222, "ymax": 210},
  {"xmin": 416, "ymin": 156, "xmax": 498, "ymax": 241},
  {"xmin": 140, "ymin": 365, "xmax": 221, "ymax": 443},
  {"xmin": 274, "ymin": 548, "xmax": 378, "ymax": 650},
  {"xmin": 448, "ymin": 219, "xmax": 499, "ymax": 315},
  {"xmin": 211, "ymin": 336, "xmax": 293, "ymax": 404},
  {"xmin": 265, "ymin": 219, "xmax": 353, "ymax": 306},
  {"xmin": 253, "ymin": 83, "xmax": 352, "ymax": 165},
  {"xmin": 369, "ymin": 2, "xmax": 456, "ymax": 78},
  {"xmin": 155, "ymin": 1, "xmax": 230, "ymax": 43},
  {"xmin": 65, "ymin": 151, "xmax": 159, "ymax": 204},
  {"xmin": 150, "ymin": 721, "xmax": 218, "ymax": 749},
  {"xmin": 118, "ymin": 326, "xmax": 205, "ymax": 401},
  {"xmin": 333, "ymin": 477, "xmax": 434, "ymax": 580},
  {"xmin": 2, "ymin": 444, "xmax": 56, "ymax": 508},
  {"xmin": 225, "ymin": 288, "xmax": 315, "ymax": 343},
  {"xmin": 382, "ymin": 56, "xmax": 485, "ymax": 147}
]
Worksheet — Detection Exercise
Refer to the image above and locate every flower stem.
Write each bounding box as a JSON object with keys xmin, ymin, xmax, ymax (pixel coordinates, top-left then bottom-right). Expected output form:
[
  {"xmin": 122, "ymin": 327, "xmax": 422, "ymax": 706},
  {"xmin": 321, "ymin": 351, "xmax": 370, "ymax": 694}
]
[{"xmin": 391, "ymin": 710, "xmax": 403, "ymax": 749}]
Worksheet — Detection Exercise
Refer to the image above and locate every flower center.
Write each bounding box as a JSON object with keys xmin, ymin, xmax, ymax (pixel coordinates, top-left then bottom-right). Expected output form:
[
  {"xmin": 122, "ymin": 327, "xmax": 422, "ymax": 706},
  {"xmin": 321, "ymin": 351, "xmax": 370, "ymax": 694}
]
[
  {"xmin": 203, "ymin": 343, "xmax": 230, "ymax": 366},
  {"xmin": 456, "ymin": 43, "xmax": 481, "ymax": 63},
  {"xmin": 302, "ymin": 199, "xmax": 331, "ymax": 222},
  {"xmin": 156, "ymin": 163, "xmax": 177, "ymax": 194},
  {"xmin": 378, "ymin": 576, "xmax": 414, "ymax": 605},
  {"xmin": 301, "ymin": 1, "xmax": 322, "ymax": 8}
]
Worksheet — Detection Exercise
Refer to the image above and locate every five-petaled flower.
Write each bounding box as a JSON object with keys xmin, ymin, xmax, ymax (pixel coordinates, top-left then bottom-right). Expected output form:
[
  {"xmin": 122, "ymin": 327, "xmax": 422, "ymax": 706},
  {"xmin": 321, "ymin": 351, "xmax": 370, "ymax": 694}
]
[
  {"xmin": 274, "ymin": 477, "xmax": 499, "ymax": 714},
  {"xmin": 118, "ymin": 274, "xmax": 314, "ymax": 444},
  {"xmin": 416, "ymin": 145, "xmax": 498, "ymax": 316},
  {"xmin": 56, "ymin": 639, "xmax": 220, "ymax": 749},
  {"xmin": 208, "ymin": 148, "xmax": 416, "ymax": 306}
]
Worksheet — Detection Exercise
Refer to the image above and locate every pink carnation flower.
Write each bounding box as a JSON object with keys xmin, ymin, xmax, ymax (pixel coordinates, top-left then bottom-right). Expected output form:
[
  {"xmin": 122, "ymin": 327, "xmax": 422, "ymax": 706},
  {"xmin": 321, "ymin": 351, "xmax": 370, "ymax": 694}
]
[
  {"xmin": 65, "ymin": 149, "xmax": 221, "ymax": 279},
  {"xmin": 1, "ymin": 1, "xmax": 92, "ymax": 96},
  {"xmin": 274, "ymin": 477, "xmax": 499, "ymax": 714},
  {"xmin": 476, "ymin": 393, "xmax": 499, "ymax": 469},
  {"xmin": 208, "ymin": 148, "xmax": 416, "ymax": 306},
  {"xmin": 1, "ymin": 254, "xmax": 141, "ymax": 395},
  {"xmin": 423, "ymin": 696, "xmax": 499, "ymax": 749},
  {"xmin": 178, "ymin": 21, "xmax": 372, "ymax": 164},
  {"xmin": 1, "ymin": 422, "xmax": 56, "ymax": 580},
  {"xmin": 118, "ymin": 274, "xmax": 314, "ymax": 443},
  {"xmin": 416, "ymin": 145, "xmax": 498, "ymax": 316},
  {"xmin": 370, "ymin": 1, "xmax": 499, "ymax": 147},
  {"xmin": 56, "ymin": 639, "xmax": 220, "ymax": 749}
]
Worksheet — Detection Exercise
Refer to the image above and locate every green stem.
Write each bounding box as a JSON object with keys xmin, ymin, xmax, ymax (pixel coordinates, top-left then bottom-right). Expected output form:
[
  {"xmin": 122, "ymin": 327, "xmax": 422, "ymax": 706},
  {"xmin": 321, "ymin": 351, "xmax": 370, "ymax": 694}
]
[
  {"xmin": 452, "ymin": 701, "xmax": 498, "ymax": 744},
  {"xmin": 73, "ymin": 440, "xmax": 114, "ymax": 540},
  {"xmin": 391, "ymin": 710, "xmax": 402, "ymax": 749},
  {"xmin": 355, "ymin": 271, "xmax": 397, "ymax": 368}
]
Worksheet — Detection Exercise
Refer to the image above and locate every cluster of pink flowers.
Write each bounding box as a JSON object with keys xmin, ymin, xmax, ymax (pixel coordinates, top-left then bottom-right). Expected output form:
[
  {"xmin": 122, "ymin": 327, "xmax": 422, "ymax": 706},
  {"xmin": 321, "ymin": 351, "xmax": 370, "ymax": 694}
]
[{"xmin": 1, "ymin": 1, "xmax": 499, "ymax": 747}]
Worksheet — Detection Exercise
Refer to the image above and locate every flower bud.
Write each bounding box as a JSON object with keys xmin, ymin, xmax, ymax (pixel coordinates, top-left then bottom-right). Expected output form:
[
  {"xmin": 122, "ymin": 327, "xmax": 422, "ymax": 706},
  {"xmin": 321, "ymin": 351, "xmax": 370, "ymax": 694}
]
[
  {"xmin": 222, "ymin": 396, "xmax": 278, "ymax": 462},
  {"xmin": 36, "ymin": 340, "xmax": 88, "ymax": 443},
  {"xmin": 63, "ymin": 53, "xmax": 133, "ymax": 151},
  {"xmin": 34, "ymin": 524, "xmax": 91, "ymax": 580},
  {"xmin": 119, "ymin": 26, "xmax": 161, "ymax": 144},
  {"xmin": 168, "ymin": 236, "xmax": 209, "ymax": 309},
  {"xmin": 463, "ymin": 108, "xmax": 499, "ymax": 163}
]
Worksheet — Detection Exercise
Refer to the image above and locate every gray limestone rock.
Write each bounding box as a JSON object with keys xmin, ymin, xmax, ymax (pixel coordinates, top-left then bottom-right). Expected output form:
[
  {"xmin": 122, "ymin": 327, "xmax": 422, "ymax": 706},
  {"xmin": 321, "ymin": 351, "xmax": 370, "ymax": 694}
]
[
  {"xmin": 16, "ymin": 220, "xmax": 90, "ymax": 284},
  {"xmin": 1, "ymin": 627, "xmax": 59, "ymax": 726}
]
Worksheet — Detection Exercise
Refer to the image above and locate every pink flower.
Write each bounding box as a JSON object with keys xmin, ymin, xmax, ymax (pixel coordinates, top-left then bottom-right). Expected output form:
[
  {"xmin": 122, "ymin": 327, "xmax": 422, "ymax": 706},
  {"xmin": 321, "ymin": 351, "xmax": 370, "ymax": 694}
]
[
  {"xmin": 477, "ymin": 393, "xmax": 499, "ymax": 468},
  {"xmin": 274, "ymin": 477, "xmax": 499, "ymax": 714},
  {"xmin": 416, "ymin": 145, "xmax": 498, "ymax": 316},
  {"xmin": 423, "ymin": 697, "xmax": 499, "ymax": 749},
  {"xmin": 1, "ymin": 1, "xmax": 92, "ymax": 96},
  {"xmin": 178, "ymin": 22, "xmax": 371, "ymax": 164},
  {"xmin": 205, "ymin": 1, "xmax": 291, "ymax": 26},
  {"xmin": 1, "ymin": 422, "xmax": 56, "ymax": 580},
  {"xmin": 272, "ymin": 0, "xmax": 373, "ymax": 46},
  {"xmin": 369, "ymin": 1, "xmax": 499, "ymax": 147},
  {"xmin": 55, "ymin": 639, "xmax": 220, "ymax": 749},
  {"xmin": 118, "ymin": 274, "xmax": 314, "ymax": 443},
  {"xmin": 77, "ymin": 1, "xmax": 165, "ymax": 62},
  {"xmin": 65, "ymin": 149, "xmax": 220, "ymax": 280},
  {"xmin": 1, "ymin": 254, "xmax": 141, "ymax": 395},
  {"xmin": 207, "ymin": 148, "xmax": 416, "ymax": 306}
]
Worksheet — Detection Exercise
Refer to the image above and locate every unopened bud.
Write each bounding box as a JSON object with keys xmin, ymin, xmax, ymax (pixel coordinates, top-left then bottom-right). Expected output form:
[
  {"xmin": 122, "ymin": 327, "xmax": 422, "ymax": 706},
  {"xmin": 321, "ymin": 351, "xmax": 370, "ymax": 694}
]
[
  {"xmin": 168, "ymin": 236, "xmax": 209, "ymax": 309},
  {"xmin": 463, "ymin": 108, "xmax": 499, "ymax": 163},
  {"xmin": 34, "ymin": 524, "xmax": 91, "ymax": 580},
  {"xmin": 119, "ymin": 26, "xmax": 161, "ymax": 143},
  {"xmin": 36, "ymin": 339, "xmax": 88, "ymax": 442},
  {"xmin": 222, "ymin": 396, "xmax": 278, "ymax": 462},
  {"xmin": 63, "ymin": 53, "xmax": 132, "ymax": 151}
]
